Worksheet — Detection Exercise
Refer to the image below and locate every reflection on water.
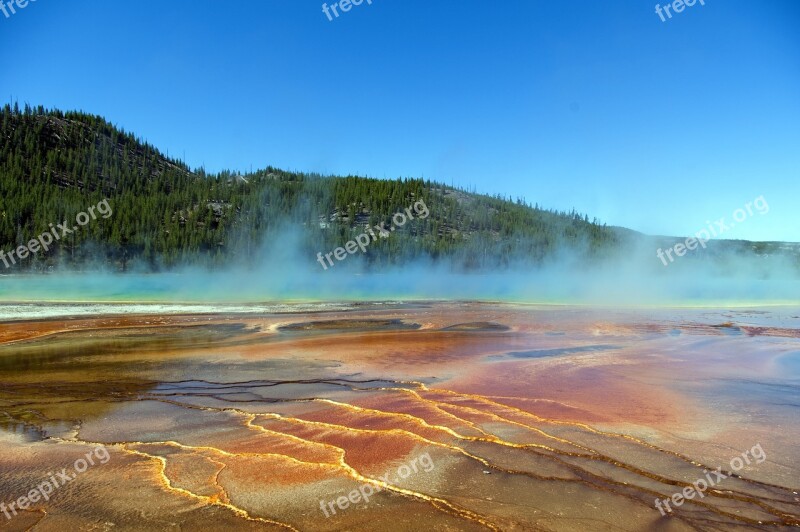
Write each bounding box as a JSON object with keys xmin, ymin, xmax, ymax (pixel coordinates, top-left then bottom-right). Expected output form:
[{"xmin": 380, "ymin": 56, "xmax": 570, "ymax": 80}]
[
  {"xmin": 0, "ymin": 413, "xmax": 46, "ymax": 442},
  {"xmin": 490, "ymin": 344, "xmax": 620, "ymax": 360},
  {"xmin": 0, "ymin": 324, "xmax": 262, "ymax": 378},
  {"xmin": 777, "ymin": 351, "xmax": 800, "ymax": 378}
]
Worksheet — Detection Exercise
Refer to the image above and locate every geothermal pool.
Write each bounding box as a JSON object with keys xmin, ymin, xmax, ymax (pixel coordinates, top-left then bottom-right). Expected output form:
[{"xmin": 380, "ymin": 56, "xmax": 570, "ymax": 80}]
[{"xmin": 0, "ymin": 303, "xmax": 798, "ymax": 531}]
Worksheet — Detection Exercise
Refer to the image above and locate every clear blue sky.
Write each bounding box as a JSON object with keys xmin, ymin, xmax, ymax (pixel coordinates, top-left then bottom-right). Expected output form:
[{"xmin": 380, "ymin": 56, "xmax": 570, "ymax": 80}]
[{"xmin": 1, "ymin": 0, "xmax": 798, "ymax": 241}]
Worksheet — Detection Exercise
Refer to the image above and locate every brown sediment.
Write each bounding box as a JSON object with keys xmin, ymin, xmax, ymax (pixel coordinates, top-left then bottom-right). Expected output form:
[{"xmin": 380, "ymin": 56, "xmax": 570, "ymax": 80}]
[
  {"xmin": 0, "ymin": 303, "xmax": 798, "ymax": 530},
  {"xmin": 277, "ymin": 319, "xmax": 421, "ymax": 332},
  {"xmin": 441, "ymin": 322, "xmax": 511, "ymax": 332}
]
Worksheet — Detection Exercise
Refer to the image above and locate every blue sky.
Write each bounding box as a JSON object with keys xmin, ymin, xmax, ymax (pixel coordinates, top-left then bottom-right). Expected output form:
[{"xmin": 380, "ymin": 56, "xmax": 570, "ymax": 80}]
[{"xmin": 1, "ymin": 0, "xmax": 798, "ymax": 241}]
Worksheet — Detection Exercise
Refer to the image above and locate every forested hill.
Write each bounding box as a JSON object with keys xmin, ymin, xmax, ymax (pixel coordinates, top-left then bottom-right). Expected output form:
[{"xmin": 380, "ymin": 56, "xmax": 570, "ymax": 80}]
[
  {"xmin": 7, "ymin": 104, "xmax": 794, "ymax": 275},
  {"xmin": 0, "ymin": 105, "xmax": 629, "ymax": 272}
]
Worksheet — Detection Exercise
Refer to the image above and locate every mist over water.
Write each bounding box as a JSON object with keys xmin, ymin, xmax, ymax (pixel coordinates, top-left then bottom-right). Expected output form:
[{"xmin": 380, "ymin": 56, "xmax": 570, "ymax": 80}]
[
  {"xmin": 1, "ymin": 263, "xmax": 798, "ymax": 307},
  {"xmin": 1, "ymin": 215, "xmax": 798, "ymax": 307}
]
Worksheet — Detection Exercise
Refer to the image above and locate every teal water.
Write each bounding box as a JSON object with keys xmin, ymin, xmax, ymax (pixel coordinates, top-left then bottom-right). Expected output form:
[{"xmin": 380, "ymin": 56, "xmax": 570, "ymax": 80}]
[{"xmin": 1, "ymin": 272, "xmax": 799, "ymax": 306}]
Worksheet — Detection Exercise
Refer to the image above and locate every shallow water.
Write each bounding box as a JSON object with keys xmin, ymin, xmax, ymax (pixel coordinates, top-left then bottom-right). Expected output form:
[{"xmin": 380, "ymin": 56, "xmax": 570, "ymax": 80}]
[{"xmin": 0, "ymin": 303, "xmax": 798, "ymax": 530}]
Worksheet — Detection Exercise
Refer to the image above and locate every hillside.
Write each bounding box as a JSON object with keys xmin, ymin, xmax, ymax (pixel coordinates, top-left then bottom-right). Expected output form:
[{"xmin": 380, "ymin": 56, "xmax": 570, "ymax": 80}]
[
  {"xmin": 0, "ymin": 105, "xmax": 629, "ymax": 272},
  {"xmin": 1, "ymin": 105, "xmax": 797, "ymax": 275}
]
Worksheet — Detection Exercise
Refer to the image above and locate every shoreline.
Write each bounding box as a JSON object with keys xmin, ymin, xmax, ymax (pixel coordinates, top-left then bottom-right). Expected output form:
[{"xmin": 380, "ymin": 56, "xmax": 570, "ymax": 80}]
[{"xmin": 2, "ymin": 299, "xmax": 800, "ymax": 323}]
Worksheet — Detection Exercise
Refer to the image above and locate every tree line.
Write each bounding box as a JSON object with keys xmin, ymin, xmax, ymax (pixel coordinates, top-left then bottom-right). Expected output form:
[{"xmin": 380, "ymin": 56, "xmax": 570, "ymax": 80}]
[{"xmin": 0, "ymin": 104, "xmax": 623, "ymax": 272}]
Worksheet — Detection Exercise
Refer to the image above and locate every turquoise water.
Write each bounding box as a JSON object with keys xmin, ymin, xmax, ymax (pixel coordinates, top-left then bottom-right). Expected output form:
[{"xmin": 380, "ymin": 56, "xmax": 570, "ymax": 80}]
[
  {"xmin": 777, "ymin": 351, "xmax": 800, "ymax": 378},
  {"xmin": 0, "ymin": 271, "xmax": 799, "ymax": 306}
]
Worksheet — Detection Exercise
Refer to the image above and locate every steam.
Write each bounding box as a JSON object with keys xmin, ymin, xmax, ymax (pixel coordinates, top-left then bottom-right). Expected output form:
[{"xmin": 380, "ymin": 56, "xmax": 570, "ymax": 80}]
[
  {"xmin": 1, "ymin": 230, "xmax": 798, "ymax": 306},
  {"xmin": 0, "ymin": 189, "xmax": 797, "ymax": 306}
]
